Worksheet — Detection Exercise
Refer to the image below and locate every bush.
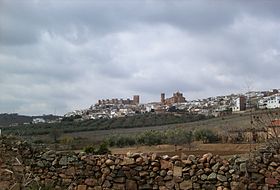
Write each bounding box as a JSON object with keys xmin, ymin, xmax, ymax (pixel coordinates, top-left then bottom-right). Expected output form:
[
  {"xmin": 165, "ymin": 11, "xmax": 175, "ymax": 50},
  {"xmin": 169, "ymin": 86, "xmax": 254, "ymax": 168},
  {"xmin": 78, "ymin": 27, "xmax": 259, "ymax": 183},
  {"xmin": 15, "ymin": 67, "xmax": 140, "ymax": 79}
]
[
  {"xmin": 60, "ymin": 136, "xmax": 74, "ymax": 144},
  {"xmin": 83, "ymin": 146, "xmax": 95, "ymax": 154},
  {"xmin": 83, "ymin": 142, "xmax": 111, "ymax": 154},
  {"xmin": 106, "ymin": 135, "xmax": 136, "ymax": 147},
  {"xmin": 194, "ymin": 129, "xmax": 217, "ymax": 143},
  {"xmin": 136, "ymin": 130, "xmax": 163, "ymax": 146}
]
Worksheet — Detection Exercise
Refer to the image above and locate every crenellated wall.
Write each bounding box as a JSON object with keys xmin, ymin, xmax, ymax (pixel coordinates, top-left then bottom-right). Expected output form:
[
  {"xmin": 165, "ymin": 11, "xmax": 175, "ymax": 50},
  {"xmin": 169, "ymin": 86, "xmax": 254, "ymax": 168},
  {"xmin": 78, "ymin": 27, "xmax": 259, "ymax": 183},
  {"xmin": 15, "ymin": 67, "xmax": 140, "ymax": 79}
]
[{"xmin": 1, "ymin": 136, "xmax": 280, "ymax": 190}]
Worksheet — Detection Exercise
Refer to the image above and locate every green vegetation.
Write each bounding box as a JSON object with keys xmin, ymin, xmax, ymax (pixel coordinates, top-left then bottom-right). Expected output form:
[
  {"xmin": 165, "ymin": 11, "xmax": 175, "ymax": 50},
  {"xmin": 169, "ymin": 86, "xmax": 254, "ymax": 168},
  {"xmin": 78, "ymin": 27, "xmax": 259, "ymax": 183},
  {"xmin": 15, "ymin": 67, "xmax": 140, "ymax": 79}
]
[
  {"xmin": 105, "ymin": 128, "xmax": 217, "ymax": 148},
  {"xmin": 194, "ymin": 128, "xmax": 218, "ymax": 143},
  {"xmin": 83, "ymin": 142, "xmax": 111, "ymax": 154},
  {"xmin": 3, "ymin": 113, "xmax": 212, "ymax": 136}
]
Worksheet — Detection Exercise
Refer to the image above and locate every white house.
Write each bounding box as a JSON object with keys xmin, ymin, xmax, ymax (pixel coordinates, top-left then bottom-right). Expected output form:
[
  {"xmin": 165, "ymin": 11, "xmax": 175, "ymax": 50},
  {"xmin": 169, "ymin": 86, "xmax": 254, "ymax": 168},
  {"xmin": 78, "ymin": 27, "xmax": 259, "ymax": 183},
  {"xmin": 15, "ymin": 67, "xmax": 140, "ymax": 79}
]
[
  {"xmin": 266, "ymin": 95, "xmax": 280, "ymax": 109},
  {"xmin": 232, "ymin": 96, "xmax": 246, "ymax": 112},
  {"xmin": 32, "ymin": 118, "xmax": 46, "ymax": 124}
]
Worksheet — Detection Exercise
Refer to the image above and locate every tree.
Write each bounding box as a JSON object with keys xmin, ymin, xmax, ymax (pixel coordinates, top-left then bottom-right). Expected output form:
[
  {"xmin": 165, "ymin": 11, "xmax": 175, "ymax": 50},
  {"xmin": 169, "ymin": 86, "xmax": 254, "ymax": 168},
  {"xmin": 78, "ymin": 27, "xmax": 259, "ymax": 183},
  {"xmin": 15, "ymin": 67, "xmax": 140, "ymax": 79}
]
[
  {"xmin": 49, "ymin": 128, "xmax": 62, "ymax": 143},
  {"xmin": 194, "ymin": 129, "xmax": 217, "ymax": 143},
  {"xmin": 252, "ymin": 109, "xmax": 280, "ymax": 152}
]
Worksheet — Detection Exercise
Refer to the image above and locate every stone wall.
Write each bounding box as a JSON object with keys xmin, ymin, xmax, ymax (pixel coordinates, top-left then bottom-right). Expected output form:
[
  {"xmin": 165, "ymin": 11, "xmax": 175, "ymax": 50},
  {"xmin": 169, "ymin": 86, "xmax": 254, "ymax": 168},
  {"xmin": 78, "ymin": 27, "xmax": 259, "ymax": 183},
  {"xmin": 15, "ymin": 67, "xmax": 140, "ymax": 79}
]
[{"xmin": 1, "ymin": 136, "xmax": 280, "ymax": 190}]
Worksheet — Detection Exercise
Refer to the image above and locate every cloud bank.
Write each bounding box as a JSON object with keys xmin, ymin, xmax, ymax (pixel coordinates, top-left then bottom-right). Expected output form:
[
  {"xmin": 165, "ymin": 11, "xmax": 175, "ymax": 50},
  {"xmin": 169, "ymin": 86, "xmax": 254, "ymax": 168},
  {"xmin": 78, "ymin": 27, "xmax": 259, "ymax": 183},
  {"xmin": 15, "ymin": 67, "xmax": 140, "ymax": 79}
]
[{"xmin": 1, "ymin": 0, "xmax": 280, "ymax": 115}]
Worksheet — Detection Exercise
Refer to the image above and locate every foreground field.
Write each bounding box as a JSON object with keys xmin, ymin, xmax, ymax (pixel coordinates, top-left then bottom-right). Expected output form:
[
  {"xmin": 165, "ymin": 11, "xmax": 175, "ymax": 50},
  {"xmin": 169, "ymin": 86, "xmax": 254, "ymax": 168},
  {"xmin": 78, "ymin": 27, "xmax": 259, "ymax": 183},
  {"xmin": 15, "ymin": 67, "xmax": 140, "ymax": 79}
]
[{"xmin": 111, "ymin": 142, "xmax": 262, "ymax": 157}]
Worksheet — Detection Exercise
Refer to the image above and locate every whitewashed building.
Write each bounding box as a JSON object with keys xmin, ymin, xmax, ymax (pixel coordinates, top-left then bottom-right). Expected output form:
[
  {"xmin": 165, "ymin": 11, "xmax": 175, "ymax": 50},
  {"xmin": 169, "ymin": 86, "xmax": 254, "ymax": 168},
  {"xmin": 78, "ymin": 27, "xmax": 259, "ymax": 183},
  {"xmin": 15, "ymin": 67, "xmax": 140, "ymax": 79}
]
[
  {"xmin": 232, "ymin": 96, "xmax": 246, "ymax": 112},
  {"xmin": 266, "ymin": 95, "xmax": 280, "ymax": 109},
  {"xmin": 32, "ymin": 118, "xmax": 46, "ymax": 124}
]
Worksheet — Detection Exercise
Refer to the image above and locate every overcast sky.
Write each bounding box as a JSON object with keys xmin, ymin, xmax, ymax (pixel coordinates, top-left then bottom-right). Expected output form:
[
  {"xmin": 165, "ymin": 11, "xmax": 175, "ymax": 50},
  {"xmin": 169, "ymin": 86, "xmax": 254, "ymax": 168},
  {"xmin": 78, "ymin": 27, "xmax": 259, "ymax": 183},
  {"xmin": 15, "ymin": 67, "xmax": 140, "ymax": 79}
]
[{"xmin": 1, "ymin": 0, "xmax": 280, "ymax": 115}]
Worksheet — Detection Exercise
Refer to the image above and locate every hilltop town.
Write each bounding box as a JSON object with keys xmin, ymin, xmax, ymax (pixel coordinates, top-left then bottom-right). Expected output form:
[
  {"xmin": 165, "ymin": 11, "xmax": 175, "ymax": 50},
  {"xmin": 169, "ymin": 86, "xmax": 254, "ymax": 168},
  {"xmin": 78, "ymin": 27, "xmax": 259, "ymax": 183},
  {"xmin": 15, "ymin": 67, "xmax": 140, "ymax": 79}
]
[{"xmin": 64, "ymin": 89, "xmax": 280, "ymax": 122}]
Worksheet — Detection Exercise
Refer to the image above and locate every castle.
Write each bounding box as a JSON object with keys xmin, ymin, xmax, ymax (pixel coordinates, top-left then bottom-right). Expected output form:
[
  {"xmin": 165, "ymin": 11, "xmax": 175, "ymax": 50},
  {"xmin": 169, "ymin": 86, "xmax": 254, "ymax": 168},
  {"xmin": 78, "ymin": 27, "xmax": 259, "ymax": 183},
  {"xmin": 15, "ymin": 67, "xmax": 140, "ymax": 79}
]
[
  {"xmin": 96, "ymin": 95, "xmax": 140, "ymax": 105},
  {"xmin": 161, "ymin": 91, "xmax": 186, "ymax": 105}
]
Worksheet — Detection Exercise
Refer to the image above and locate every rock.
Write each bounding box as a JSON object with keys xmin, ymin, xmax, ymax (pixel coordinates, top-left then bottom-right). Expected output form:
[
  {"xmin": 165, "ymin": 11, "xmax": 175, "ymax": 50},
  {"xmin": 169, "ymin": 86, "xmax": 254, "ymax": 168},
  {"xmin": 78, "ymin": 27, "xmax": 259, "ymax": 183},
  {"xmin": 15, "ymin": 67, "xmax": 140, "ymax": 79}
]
[
  {"xmin": 263, "ymin": 153, "xmax": 272, "ymax": 164},
  {"xmin": 196, "ymin": 169, "xmax": 204, "ymax": 176},
  {"xmin": 197, "ymin": 163, "xmax": 204, "ymax": 169},
  {"xmin": 160, "ymin": 170, "xmax": 167, "ymax": 177},
  {"xmin": 36, "ymin": 160, "xmax": 45, "ymax": 167},
  {"xmin": 199, "ymin": 157, "xmax": 207, "ymax": 163},
  {"xmin": 112, "ymin": 183, "xmax": 125, "ymax": 190},
  {"xmin": 131, "ymin": 153, "xmax": 140, "ymax": 158},
  {"xmin": 193, "ymin": 183, "xmax": 200, "ymax": 190},
  {"xmin": 229, "ymin": 169, "xmax": 235, "ymax": 174},
  {"xmin": 121, "ymin": 157, "xmax": 135, "ymax": 165},
  {"xmin": 114, "ymin": 177, "xmax": 126, "ymax": 183},
  {"xmin": 217, "ymin": 174, "xmax": 227, "ymax": 182},
  {"xmin": 126, "ymin": 180, "xmax": 137, "ymax": 190},
  {"xmin": 270, "ymin": 162, "xmax": 278, "ymax": 167},
  {"xmin": 201, "ymin": 174, "xmax": 208, "ymax": 180},
  {"xmin": 159, "ymin": 186, "xmax": 168, "ymax": 190},
  {"xmin": 139, "ymin": 171, "xmax": 149, "ymax": 177},
  {"xmin": 173, "ymin": 166, "xmax": 182, "ymax": 177},
  {"xmin": 171, "ymin": 155, "xmax": 180, "ymax": 161},
  {"xmin": 208, "ymin": 172, "xmax": 217, "ymax": 180},
  {"xmin": 151, "ymin": 162, "xmax": 160, "ymax": 167},
  {"xmin": 188, "ymin": 155, "xmax": 196, "ymax": 162},
  {"xmin": 180, "ymin": 180, "xmax": 193, "ymax": 190},
  {"xmin": 265, "ymin": 177, "xmax": 278, "ymax": 185},
  {"xmin": 160, "ymin": 160, "xmax": 173, "ymax": 170},
  {"xmin": 162, "ymin": 155, "xmax": 170, "ymax": 160},
  {"xmin": 248, "ymin": 182, "xmax": 257, "ymax": 190},
  {"xmin": 240, "ymin": 162, "xmax": 247, "ymax": 172},
  {"xmin": 163, "ymin": 175, "xmax": 172, "ymax": 181},
  {"xmin": 77, "ymin": 185, "xmax": 87, "ymax": 190},
  {"xmin": 139, "ymin": 184, "xmax": 152, "ymax": 190},
  {"xmin": 191, "ymin": 175, "xmax": 198, "ymax": 182},
  {"xmin": 59, "ymin": 156, "xmax": 68, "ymax": 166},
  {"xmin": 105, "ymin": 159, "xmax": 114, "ymax": 166},
  {"xmin": 167, "ymin": 170, "xmax": 173, "ymax": 176},
  {"xmin": 85, "ymin": 178, "xmax": 98, "ymax": 186},
  {"xmin": 230, "ymin": 182, "xmax": 246, "ymax": 190},
  {"xmin": 136, "ymin": 157, "xmax": 143, "ymax": 163},
  {"xmin": 183, "ymin": 159, "xmax": 192, "ymax": 165},
  {"xmin": 251, "ymin": 173, "xmax": 264, "ymax": 183},
  {"xmin": 102, "ymin": 180, "xmax": 111, "ymax": 188},
  {"xmin": 134, "ymin": 166, "xmax": 143, "ymax": 171},
  {"xmin": 165, "ymin": 180, "xmax": 175, "ymax": 189},
  {"xmin": 66, "ymin": 167, "xmax": 76, "ymax": 176},
  {"xmin": 211, "ymin": 163, "xmax": 220, "ymax": 172},
  {"xmin": 152, "ymin": 167, "xmax": 159, "ymax": 172},
  {"xmin": 155, "ymin": 176, "xmax": 164, "ymax": 182},
  {"xmin": 101, "ymin": 167, "xmax": 111, "ymax": 175},
  {"xmin": 235, "ymin": 158, "xmax": 247, "ymax": 164},
  {"xmin": 174, "ymin": 176, "xmax": 184, "ymax": 183}
]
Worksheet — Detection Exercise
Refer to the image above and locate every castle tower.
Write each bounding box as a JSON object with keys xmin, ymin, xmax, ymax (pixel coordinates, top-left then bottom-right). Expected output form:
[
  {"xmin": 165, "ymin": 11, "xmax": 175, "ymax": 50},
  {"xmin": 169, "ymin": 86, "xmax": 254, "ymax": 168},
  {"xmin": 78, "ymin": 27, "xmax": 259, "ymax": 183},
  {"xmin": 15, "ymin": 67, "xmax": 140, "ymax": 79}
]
[
  {"xmin": 133, "ymin": 95, "xmax": 140, "ymax": 105},
  {"xmin": 161, "ymin": 93, "xmax": 165, "ymax": 104}
]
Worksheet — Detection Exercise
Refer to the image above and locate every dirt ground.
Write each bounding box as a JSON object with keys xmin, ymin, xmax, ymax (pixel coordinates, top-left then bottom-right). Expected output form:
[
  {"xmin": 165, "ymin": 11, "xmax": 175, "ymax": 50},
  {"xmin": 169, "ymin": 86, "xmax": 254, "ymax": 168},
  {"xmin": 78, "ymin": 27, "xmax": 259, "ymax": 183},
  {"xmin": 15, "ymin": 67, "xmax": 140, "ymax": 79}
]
[{"xmin": 111, "ymin": 142, "xmax": 262, "ymax": 157}]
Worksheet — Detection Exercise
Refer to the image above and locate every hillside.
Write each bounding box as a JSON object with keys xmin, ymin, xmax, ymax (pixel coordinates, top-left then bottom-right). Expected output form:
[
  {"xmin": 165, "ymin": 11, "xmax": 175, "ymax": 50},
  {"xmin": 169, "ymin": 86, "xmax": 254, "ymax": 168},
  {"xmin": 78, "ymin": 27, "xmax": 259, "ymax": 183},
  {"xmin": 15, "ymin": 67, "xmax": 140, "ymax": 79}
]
[
  {"xmin": 0, "ymin": 113, "xmax": 61, "ymax": 127},
  {"xmin": 2, "ymin": 113, "xmax": 212, "ymax": 136}
]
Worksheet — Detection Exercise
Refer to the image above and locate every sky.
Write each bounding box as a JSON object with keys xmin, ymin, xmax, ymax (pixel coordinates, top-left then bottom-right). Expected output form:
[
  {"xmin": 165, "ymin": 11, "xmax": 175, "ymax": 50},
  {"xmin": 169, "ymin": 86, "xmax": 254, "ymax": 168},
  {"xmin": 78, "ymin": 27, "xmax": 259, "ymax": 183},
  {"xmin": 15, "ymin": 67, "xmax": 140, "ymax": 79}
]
[{"xmin": 1, "ymin": 0, "xmax": 280, "ymax": 115}]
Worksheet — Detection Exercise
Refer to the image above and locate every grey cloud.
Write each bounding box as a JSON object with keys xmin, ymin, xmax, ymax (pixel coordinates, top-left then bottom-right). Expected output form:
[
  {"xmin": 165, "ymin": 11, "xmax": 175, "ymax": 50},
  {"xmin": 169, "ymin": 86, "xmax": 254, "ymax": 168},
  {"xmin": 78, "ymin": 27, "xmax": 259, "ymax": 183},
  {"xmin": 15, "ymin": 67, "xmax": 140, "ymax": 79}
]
[{"xmin": 1, "ymin": 0, "xmax": 280, "ymax": 115}]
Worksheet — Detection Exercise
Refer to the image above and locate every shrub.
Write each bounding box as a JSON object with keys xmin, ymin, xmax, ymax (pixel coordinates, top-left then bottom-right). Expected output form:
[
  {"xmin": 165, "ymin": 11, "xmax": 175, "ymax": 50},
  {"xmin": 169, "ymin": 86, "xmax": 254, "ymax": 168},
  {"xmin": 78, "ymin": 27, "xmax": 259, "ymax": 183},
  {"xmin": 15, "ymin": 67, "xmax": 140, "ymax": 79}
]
[
  {"xmin": 83, "ymin": 142, "xmax": 111, "ymax": 154},
  {"xmin": 83, "ymin": 146, "xmax": 95, "ymax": 154},
  {"xmin": 136, "ymin": 130, "xmax": 163, "ymax": 146},
  {"xmin": 194, "ymin": 129, "xmax": 217, "ymax": 143}
]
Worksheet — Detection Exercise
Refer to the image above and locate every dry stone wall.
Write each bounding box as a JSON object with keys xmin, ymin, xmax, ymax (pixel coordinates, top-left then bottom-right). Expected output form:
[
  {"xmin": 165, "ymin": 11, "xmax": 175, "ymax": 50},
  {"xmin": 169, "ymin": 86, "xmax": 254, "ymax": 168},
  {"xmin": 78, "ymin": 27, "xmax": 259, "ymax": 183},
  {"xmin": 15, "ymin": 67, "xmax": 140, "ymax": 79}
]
[{"xmin": 1, "ymin": 136, "xmax": 280, "ymax": 190}]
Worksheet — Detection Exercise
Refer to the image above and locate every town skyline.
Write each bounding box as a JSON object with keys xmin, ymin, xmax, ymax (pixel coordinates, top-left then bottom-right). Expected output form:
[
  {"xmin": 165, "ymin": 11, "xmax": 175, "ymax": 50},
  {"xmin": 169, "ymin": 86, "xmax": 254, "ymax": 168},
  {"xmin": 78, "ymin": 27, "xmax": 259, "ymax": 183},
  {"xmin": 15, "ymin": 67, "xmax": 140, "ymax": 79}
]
[
  {"xmin": 1, "ymin": 1, "xmax": 280, "ymax": 115},
  {"xmin": 1, "ymin": 87, "xmax": 279, "ymax": 117}
]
